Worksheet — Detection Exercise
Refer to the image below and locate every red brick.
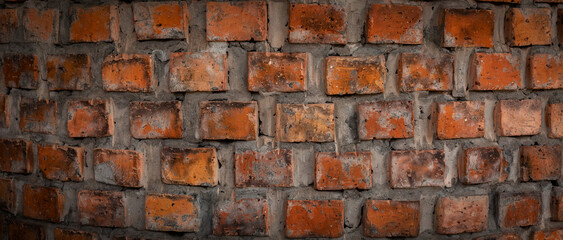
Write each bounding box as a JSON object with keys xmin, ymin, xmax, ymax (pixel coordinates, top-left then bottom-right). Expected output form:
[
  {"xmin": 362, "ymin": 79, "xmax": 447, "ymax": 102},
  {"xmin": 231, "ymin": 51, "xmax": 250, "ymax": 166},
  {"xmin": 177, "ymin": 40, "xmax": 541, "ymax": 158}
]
[
  {"xmin": 390, "ymin": 150, "xmax": 445, "ymax": 188},
  {"xmin": 0, "ymin": 9, "xmax": 18, "ymax": 43},
  {"xmin": 199, "ymin": 101, "xmax": 258, "ymax": 140},
  {"xmin": 495, "ymin": 99, "xmax": 541, "ymax": 136},
  {"xmin": 398, "ymin": 53, "xmax": 454, "ymax": 92},
  {"xmin": 443, "ymin": 9, "xmax": 494, "ymax": 48},
  {"xmin": 23, "ymin": 185, "xmax": 65, "ymax": 222},
  {"xmin": 54, "ymin": 228, "xmax": 97, "ymax": 240},
  {"xmin": 68, "ymin": 100, "xmax": 113, "ymax": 138},
  {"xmin": 520, "ymin": 145, "xmax": 562, "ymax": 181},
  {"xmin": 213, "ymin": 199, "xmax": 268, "ymax": 236},
  {"xmin": 476, "ymin": 0, "xmax": 521, "ymax": 3},
  {"xmin": 289, "ymin": 4, "xmax": 347, "ymax": 44},
  {"xmin": 22, "ymin": 8, "xmax": 59, "ymax": 42},
  {"xmin": 0, "ymin": 138, "xmax": 33, "ymax": 173},
  {"xmin": 559, "ymin": 9, "xmax": 563, "ymax": 45},
  {"xmin": 0, "ymin": 177, "xmax": 15, "ymax": 212},
  {"xmin": 169, "ymin": 52, "xmax": 227, "ymax": 92},
  {"xmin": 315, "ymin": 152, "xmax": 371, "ymax": 190},
  {"xmin": 248, "ymin": 52, "xmax": 308, "ymax": 92},
  {"xmin": 498, "ymin": 192, "xmax": 541, "ymax": 228},
  {"xmin": 275, "ymin": 103, "xmax": 335, "ymax": 142},
  {"xmin": 3, "ymin": 54, "xmax": 39, "ymax": 89},
  {"xmin": 528, "ymin": 53, "xmax": 563, "ymax": 90},
  {"xmin": 363, "ymin": 200, "xmax": 419, "ymax": 237},
  {"xmin": 93, "ymin": 148, "xmax": 144, "ymax": 188},
  {"xmin": 70, "ymin": 5, "xmax": 118, "ymax": 42},
  {"xmin": 206, "ymin": 1, "xmax": 267, "ymax": 41},
  {"xmin": 470, "ymin": 53, "xmax": 521, "ymax": 91},
  {"xmin": 133, "ymin": 2, "xmax": 188, "ymax": 40},
  {"xmin": 459, "ymin": 146, "xmax": 507, "ymax": 184},
  {"xmin": 325, "ymin": 56, "xmax": 385, "ymax": 95},
  {"xmin": 436, "ymin": 101, "xmax": 485, "ymax": 139},
  {"xmin": 366, "ymin": 4, "xmax": 422, "ymax": 44},
  {"xmin": 19, "ymin": 98, "xmax": 57, "ymax": 134},
  {"xmin": 505, "ymin": 8, "xmax": 551, "ymax": 46},
  {"xmin": 145, "ymin": 193, "xmax": 199, "ymax": 232},
  {"xmin": 436, "ymin": 195, "xmax": 489, "ymax": 234},
  {"xmin": 78, "ymin": 190, "xmax": 126, "ymax": 227},
  {"xmin": 38, "ymin": 144, "xmax": 84, "ymax": 182},
  {"xmin": 161, "ymin": 147, "xmax": 218, "ymax": 187},
  {"xmin": 235, "ymin": 149, "xmax": 293, "ymax": 188},
  {"xmin": 547, "ymin": 103, "xmax": 563, "ymax": 138},
  {"xmin": 474, "ymin": 233, "xmax": 521, "ymax": 240},
  {"xmin": 285, "ymin": 200, "xmax": 344, "ymax": 238},
  {"xmin": 531, "ymin": 230, "xmax": 563, "ymax": 240},
  {"xmin": 130, "ymin": 101, "xmax": 182, "ymax": 139},
  {"xmin": 358, "ymin": 100, "xmax": 414, "ymax": 140},
  {"xmin": 0, "ymin": 95, "xmax": 9, "ymax": 128},
  {"xmin": 552, "ymin": 187, "xmax": 563, "ymax": 221},
  {"xmin": 46, "ymin": 54, "xmax": 90, "ymax": 91},
  {"xmin": 102, "ymin": 54, "xmax": 154, "ymax": 92},
  {"xmin": 8, "ymin": 222, "xmax": 45, "ymax": 240}
]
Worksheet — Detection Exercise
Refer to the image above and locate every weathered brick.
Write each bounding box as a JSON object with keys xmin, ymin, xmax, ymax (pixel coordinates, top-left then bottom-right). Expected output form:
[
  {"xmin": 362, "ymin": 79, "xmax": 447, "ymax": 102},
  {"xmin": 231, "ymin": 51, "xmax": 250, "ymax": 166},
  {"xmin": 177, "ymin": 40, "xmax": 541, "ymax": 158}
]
[
  {"xmin": 436, "ymin": 101, "xmax": 485, "ymax": 139},
  {"xmin": 0, "ymin": 177, "xmax": 15, "ymax": 212},
  {"xmin": 23, "ymin": 185, "xmax": 65, "ymax": 222},
  {"xmin": 133, "ymin": 2, "xmax": 188, "ymax": 40},
  {"xmin": 0, "ymin": 95, "xmax": 9, "ymax": 128},
  {"xmin": 476, "ymin": 0, "xmax": 520, "ymax": 2},
  {"xmin": 531, "ymin": 230, "xmax": 563, "ymax": 240},
  {"xmin": 22, "ymin": 8, "xmax": 59, "ymax": 42},
  {"xmin": 3, "ymin": 54, "xmax": 39, "ymax": 89},
  {"xmin": 93, "ymin": 148, "xmax": 144, "ymax": 188},
  {"xmin": 275, "ymin": 104, "xmax": 334, "ymax": 142},
  {"xmin": 559, "ymin": 9, "xmax": 563, "ymax": 45},
  {"xmin": 315, "ymin": 152, "xmax": 371, "ymax": 190},
  {"xmin": 547, "ymin": 103, "xmax": 563, "ymax": 138},
  {"xmin": 436, "ymin": 195, "xmax": 489, "ymax": 234},
  {"xmin": 70, "ymin": 5, "xmax": 118, "ymax": 42},
  {"xmin": 54, "ymin": 228, "xmax": 98, "ymax": 240},
  {"xmin": 161, "ymin": 147, "xmax": 218, "ymax": 187},
  {"xmin": 8, "ymin": 222, "xmax": 45, "ymax": 240},
  {"xmin": 537, "ymin": 0, "xmax": 563, "ymax": 2},
  {"xmin": 46, "ymin": 54, "xmax": 90, "ymax": 91},
  {"xmin": 398, "ymin": 53, "xmax": 454, "ymax": 92},
  {"xmin": 390, "ymin": 150, "xmax": 445, "ymax": 188},
  {"xmin": 206, "ymin": 1, "xmax": 267, "ymax": 41},
  {"xmin": 248, "ymin": 52, "xmax": 308, "ymax": 92},
  {"xmin": 285, "ymin": 200, "xmax": 344, "ymax": 238},
  {"xmin": 358, "ymin": 100, "xmax": 414, "ymax": 140},
  {"xmin": 0, "ymin": 138, "xmax": 33, "ymax": 173},
  {"xmin": 19, "ymin": 98, "xmax": 57, "ymax": 134},
  {"xmin": 498, "ymin": 192, "xmax": 541, "ymax": 228},
  {"xmin": 0, "ymin": 9, "xmax": 18, "ymax": 43},
  {"xmin": 520, "ymin": 145, "xmax": 562, "ymax": 182},
  {"xmin": 363, "ymin": 200, "xmax": 420, "ymax": 238},
  {"xmin": 235, "ymin": 149, "xmax": 293, "ymax": 188},
  {"xmin": 78, "ymin": 190, "xmax": 126, "ymax": 227},
  {"xmin": 470, "ymin": 53, "xmax": 521, "ymax": 91},
  {"xmin": 366, "ymin": 4, "xmax": 423, "ymax": 44},
  {"xmin": 102, "ymin": 54, "xmax": 154, "ymax": 92},
  {"xmin": 459, "ymin": 147, "xmax": 507, "ymax": 184},
  {"xmin": 289, "ymin": 4, "xmax": 347, "ymax": 44},
  {"xmin": 37, "ymin": 144, "xmax": 84, "ymax": 182},
  {"xmin": 473, "ymin": 233, "xmax": 521, "ymax": 240},
  {"xmin": 145, "ymin": 193, "xmax": 199, "ymax": 232},
  {"xmin": 552, "ymin": 187, "xmax": 563, "ymax": 221},
  {"xmin": 169, "ymin": 52, "xmax": 227, "ymax": 92},
  {"xmin": 199, "ymin": 101, "xmax": 258, "ymax": 140},
  {"xmin": 213, "ymin": 199, "xmax": 268, "ymax": 236},
  {"xmin": 505, "ymin": 8, "xmax": 551, "ymax": 46},
  {"xmin": 68, "ymin": 100, "xmax": 113, "ymax": 138},
  {"xmin": 325, "ymin": 56, "xmax": 385, "ymax": 95},
  {"xmin": 130, "ymin": 101, "xmax": 182, "ymax": 139},
  {"xmin": 495, "ymin": 99, "xmax": 541, "ymax": 136},
  {"xmin": 528, "ymin": 53, "xmax": 563, "ymax": 90},
  {"xmin": 443, "ymin": 9, "xmax": 494, "ymax": 48}
]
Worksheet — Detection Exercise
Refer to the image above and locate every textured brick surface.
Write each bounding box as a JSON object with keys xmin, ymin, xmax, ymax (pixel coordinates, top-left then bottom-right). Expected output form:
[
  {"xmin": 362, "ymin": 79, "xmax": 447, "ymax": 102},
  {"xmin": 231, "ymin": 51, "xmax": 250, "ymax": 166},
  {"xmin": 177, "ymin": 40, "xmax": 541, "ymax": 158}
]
[
  {"xmin": 363, "ymin": 200, "xmax": 420, "ymax": 237},
  {"xmin": 0, "ymin": 177, "xmax": 15, "ymax": 212},
  {"xmin": 505, "ymin": 8, "xmax": 551, "ymax": 46},
  {"xmin": 285, "ymin": 200, "xmax": 344, "ymax": 238},
  {"xmin": 289, "ymin": 4, "xmax": 347, "ymax": 44},
  {"xmin": 93, "ymin": 148, "xmax": 144, "ymax": 188},
  {"xmin": 435, "ymin": 195, "xmax": 489, "ymax": 234},
  {"xmin": 235, "ymin": 149, "xmax": 293, "ymax": 188},
  {"xmin": 366, "ymin": 4, "xmax": 423, "ymax": 44},
  {"xmin": 169, "ymin": 52, "xmax": 227, "ymax": 92},
  {"xmin": 248, "ymin": 52, "xmax": 308, "ymax": 92},
  {"xmin": 206, "ymin": 1, "xmax": 267, "ymax": 42},
  {"xmin": 133, "ymin": 2, "xmax": 188, "ymax": 40},
  {"xmin": 470, "ymin": 53, "xmax": 521, "ymax": 91},
  {"xmin": 37, "ymin": 144, "xmax": 84, "ymax": 182},
  {"xmin": 145, "ymin": 193, "xmax": 199, "ymax": 232},
  {"xmin": 459, "ymin": 147, "xmax": 507, "ymax": 184},
  {"xmin": 199, "ymin": 101, "xmax": 258, "ymax": 140},
  {"xmin": 161, "ymin": 147, "xmax": 218, "ymax": 187},
  {"xmin": 275, "ymin": 104, "xmax": 335, "ymax": 142},
  {"xmin": 495, "ymin": 99, "xmax": 542, "ymax": 136},
  {"xmin": 398, "ymin": 53, "xmax": 454, "ymax": 92},
  {"xmin": 390, "ymin": 150, "xmax": 445, "ymax": 188},
  {"xmin": 520, "ymin": 145, "xmax": 562, "ymax": 182},
  {"xmin": 315, "ymin": 152, "xmax": 371, "ymax": 190},
  {"xmin": 70, "ymin": 5, "xmax": 118, "ymax": 43},
  {"xmin": 528, "ymin": 53, "xmax": 563, "ymax": 90},
  {"xmin": 325, "ymin": 56, "xmax": 385, "ymax": 95},
  {"xmin": 3, "ymin": 54, "xmax": 39, "ymax": 89},
  {"xmin": 0, "ymin": 138, "xmax": 33, "ymax": 173},
  {"xmin": 23, "ymin": 185, "xmax": 65, "ymax": 222},
  {"xmin": 22, "ymin": 8, "xmax": 59, "ymax": 43},
  {"xmin": 68, "ymin": 100, "xmax": 113, "ymax": 138},
  {"xmin": 547, "ymin": 103, "xmax": 563, "ymax": 138},
  {"xmin": 78, "ymin": 190, "xmax": 126, "ymax": 227},
  {"xmin": 102, "ymin": 54, "xmax": 154, "ymax": 92},
  {"xmin": 213, "ymin": 199, "xmax": 268, "ymax": 236},
  {"xmin": 130, "ymin": 101, "xmax": 183, "ymax": 139},
  {"xmin": 46, "ymin": 54, "xmax": 90, "ymax": 91},
  {"xmin": 435, "ymin": 101, "xmax": 485, "ymax": 139},
  {"xmin": 0, "ymin": 95, "xmax": 9, "ymax": 128},
  {"xmin": 498, "ymin": 192, "xmax": 541, "ymax": 228},
  {"xmin": 443, "ymin": 9, "xmax": 494, "ymax": 48}
]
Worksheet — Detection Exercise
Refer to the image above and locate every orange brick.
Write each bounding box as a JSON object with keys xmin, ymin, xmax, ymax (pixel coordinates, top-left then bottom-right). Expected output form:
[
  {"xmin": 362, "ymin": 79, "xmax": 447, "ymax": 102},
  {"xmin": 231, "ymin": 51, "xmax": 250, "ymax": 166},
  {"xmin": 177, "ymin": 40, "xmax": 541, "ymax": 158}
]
[
  {"xmin": 22, "ymin": 8, "xmax": 59, "ymax": 42},
  {"xmin": 234, "ymin": 149, "xmax": 293, "ymax": 188},
  {"xmin": 248, "ymin": 52, "xmax": 308, "ymax": 92},
  {"xmin": 54, "ymin": 228, "xmax": 98, "ymax": 240},
  {"xmin": 325, "ymin": 56, "xmax": 385, "ymax": 95},
  {"xmin": 213, "ymin": 199, "xmax": 269, "ymax": 236},
  {"xmin": 19, "ymin": 98, "xmax": 57, "ymax": 134},
  {"xmin": 8, "ymin": 222, "xmax": 45, "ymax": 240},
  {"xmin": 37, "ymin": 144, "xmax": 84, "ymax": 182},
  {"xmin": 470, "ymin": 53, "xmax": 521, "ymax": 91},
  {"xmin": 363, "ymin": 200, "xmax": 420, "ymax": 238},
  {"xmin": 495, "ymin": 99, "xmax": 541, "ymax": 136},
  {"xmin": 0, "ymin": 177, "xmax": 15, "ymax": 212},
  {"xmin": 0, "ymin": 9, "xmax": 18, "ymax": 43},
  {"xmin": 435, "ymin": 195, "xmax": 489, "ymax": 234},
  {"xmin": 289, "ymin": 4, "xmax": 346, "ymax": 44},
  {"xmin": 528, "ymin": 53, "xmax": 563, "ymax": 90},
  {"xmin": 199, "ymin": 101, "xmax": 258, "ymax": 140},
  {"xmin": 436, "ymin": 101, "xmax": 485, "ymax": 139},
  {"xmin": 206, "ymin": 1, "xmax": 267, "ymax": 41},
  {"xmin": 459, "ymin": 147, "xmax": 507, "ymax": 184},
  {"xmin": 547, "ymin": 103, "xmax": 563, "ymax": 138},
  {"xmin": 46, "ymin": 54, "xmax": 90, "ymax": 91},
  {"xmin": 93, "ymin": 148, "xmax": 144, "ymax": 188},
  {"xmin": 474, "ymin": 233, "xmax": 521, "ymax": 240},
  {"xmin": 498, "ymin": 192, "xmax": 541, "ymax": 228},
  {"xmin": 552, "ymin": 187, "xmax": 563, "ymax": 221},
  {"xmin": 68, "ymin": 100, "xmax": 113, "ymax": 138},
  {"xmin": 78, "ymin": 190, "xmax": 126, "ymax": 227},
  {"xmin": 161, "ymin": 147, "xmax": 218, "ymax": 187},
  {"xmin": 0, "ymin": 95, "xmax": 9, "ymax": 128},
  {"xmin": 443, "ymin": 9, "xmax": 494, "ymax": 48},
  {"xmin": 520, "ymin": 145, "xmax": 562, "ymax": 181},
  {"xmin": 0, "ymin": 138, "xmax": 33, "ymax": 173},
  {"xmin": 169, "ymin": 52, "xmax": 227, "ymax": 92},
  {"xmin": 531, "ymin": 229, "xmax": 563, "ymax": 240},
  {"xmin": 286, "ymin": 200, "xmax": 344, "ymax": 238},
  {"xmin": 133, "ymin": 2, "xmax": 188, "ymax": 40},
  {"xmin": 505, "ymin": 8, "xmax": 551, "ymax": 46},
  {"xmin": 130, "ymin": 101, "xmax": 183, "ymax": 139},
  {"xmin": 358, "ymin": 100, "xmax": 414, "ymax": 140},
  {"xmin": 70, "ymin": 5, "xmax": 118, "ymax": 42},
  {"xmin": 145, "ymin": 193, "xmax": 199, "ymax": 232},
  {"xmin": 390, "ymin": 150, "xmax": 445, "ymax": 188},
  {"xmin": 366, "ymin": 4, "xmax": 423, "ymax": 44},
  {"xmin": 102, "ymin": 54, "xmax": 154, "ymax": 92},
  {"xmin": 3, "ymin": 54, "xmax": 39, "ymax": 89},
  {"xmin": 398, "ymin": 53, "xmax": 454, "ymax": 92},
  {"xmin": 275, "ymin": 103, "xmax": 334, "ymax": 142},
  {"xmin": 315, "ymin": 152, "xmax": 371, "ymax": 190},
  {"xmin": 23, "ymin": 185, "xmax": 65, "ymax": 222}
]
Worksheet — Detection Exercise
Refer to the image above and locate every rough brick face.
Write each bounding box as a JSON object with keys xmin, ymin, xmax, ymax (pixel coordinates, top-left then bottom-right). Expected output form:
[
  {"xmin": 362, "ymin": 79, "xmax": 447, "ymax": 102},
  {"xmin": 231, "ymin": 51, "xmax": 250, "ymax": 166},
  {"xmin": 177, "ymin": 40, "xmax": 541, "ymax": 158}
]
[
  {"xmin": 528, "ymin": 54, "xmax": 563, "ymax": 90},
  {"xmin": 495, "ymin": 99, "xmax": 542, "ymax": 136},
  {"xmin": 102, "ymin": 54, "xmax": 154, "ymax": 92},
  {"xmin": 0, "ymin": 177, "xmax": 15, "ymax": 212},
  {"xmin": 133, "ymin": 2, "xmax": 188, "ymax": 40},
  {"xmin": 0, "ymin": 9, "xmax": 18, "ymax": 43},
  {"xmin": 161, "ymin": 147, "xmax": 218, "ymax": 187},
  {"xmin": 325, "ymin": 56, "xmax": 385, "ymax": 95},
  {"xmin": 390, "ymin": 150, "xmax": 445, "ymax": 188},
  {"xmin": 520, "ymin": 145, "xmax": 562, "ymax": 182},
  {"xmin": 443, "ymin": 9, "xmax": 494, "ymax": 48},
  {"xmin": 358, "ymin": 100, "xmax": 414, "ymax": 140},
  {"xmin": 547, "ymin": 103, "xmax": 563, "ymax": 138},
  {"xmin": 130, "ymin": 101, "xmax": 183, "ymax": 139},
  {"xmin": 474, "ymin": 233, "xmax": 521, "ymax": 240},
  {"xmin": 366, "ymin": 4, "xmax": 423, "ymax": 44},
  {"xmin": 22, "ymin": 8, "xmax": 59, "ymax": 43},
  {"xmin": 23, "ymin": 185, "xmax": 65, "ymax": 222},
  {"xmin": 398, "ymin": 53, "xmax": 454, "ymax": 92},
  {"xmin": 78, "ymin": 190, "xmax": 126, "ymax": 227},
  {"xmin": 0, "ymin": 138, "xmax": 33, "ymax": 173},
  {"xmin": 8, "ymin": 222, "xmax": 45, "ymax": 240},
  {"xmin": 289, "ymin": 4, "xmax": 347, "ymax": 44},
  {"xmin": 363, "ymin": 200, "xmax": 420, "ymax": 237},
  {"xmin": 19, "ymin": 98, "xmax": 57, "ymax": 134},
  {"xmin": 0, "ymin": 95, "xmax": 9, "ymax": 128},
  {"xmin": 206, "ymin": 1, "xmax": 267, "ymax": 42},
  {"xmin": 435, "ymin": 195, "xmax": 489, "ymax": 234},
  {"xmin": 276, "ymin": 104, "xmax": 335, "ymax": 142},
  {"xmin": 199, "ymin": 101, "xmax": 258, "ymax": 140},
  {"xmin": 93, "ymin": 148, "xmax": 144, "ymax": 188},
  {"xmin": 235, "ymin": 149, "xmax": 293, "ymax": 188},
  {"xmin": 552, "ymin": 187, "xmax": 563, "ymax": 221},
  {"xmin": 3, "ymin": 54, "xmax": 39, "ymax": 89},
  {"xmin": 54, "ymin": 228, "xmax": 97, "ymax": 240},
  {"xmin": 46, "ymin": 54, "xmax": 90, "ymax": 91},
  {"xmin": 559, "ymin": 9, "xmax": 563, "ymax": 45},
  {"xmin": 436, "ymin": 101, "xmax": 485, "ymax": 139},
  {"xmin": 38, "ymin": 144, "xmax": 84, "ymax": 182},
  {"xmin": 459, "ymin": 147, "xmax": 507, "ymax": 184},
  {"xmin": 532, "ymin": 230, "xmax": 563, "ymax": 240},
  {"xmin": 285, "ymin": 200, "xmax": 344, "ymax": 238},
  {"xmin": 498, "ymin": 192, "xmax": 541, "ymax": 228},
  {"xmin": 169, "ymin": 52, "xmax": 227, "ymax": 92},
  {"xmin": 505, "ymin": 8, "xmax": 551, "ymax": 46},
  {"xmin": 145, "ymin": 194, "xmax": 199, "ymax": 232},
  {"xmin": 70, "ymin": 5, "xmax": 118, "ymax": 42},
  {"xmin": 315, "ymin": 152, "xmax": 371, "ymax": 190},
  {"xmin": 213, "ymin": 199, "xmax": 268, "ymax": 236},
  {"xmin": 68, "ymin": 100, "xmax": 114, "ymax": 138},
  {"xmin": 248, "ymin": 52, "xmax": 308, "ymax": 92},
  {"xmin": 470, "ymin": 53, "xmax": 521, "ymax": 91}
]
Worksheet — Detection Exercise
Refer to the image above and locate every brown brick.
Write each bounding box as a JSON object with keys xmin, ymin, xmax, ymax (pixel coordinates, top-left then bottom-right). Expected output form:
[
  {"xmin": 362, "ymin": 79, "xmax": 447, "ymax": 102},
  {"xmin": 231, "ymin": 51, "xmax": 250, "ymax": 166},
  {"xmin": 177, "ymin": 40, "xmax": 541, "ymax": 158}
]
[
  {"xmin": 169, "ymin": 52, "xmax": 227, "ymax": 92},
  {"xmin": 459, "ymin": 146, "xmax": 508, "ymax": 184},
  {"xmin": 93, "ymin": 148, "xmax": 144, "ymax": 188},
  {"xmin": 358, "ymin": 100, "xmax": 414, "ymax": 140},
  {"xmin": 78, "ymin": 190, "xmax": 126, "ymax": 227},
  {"xmin": 366, "ymin": 4, "xmax": 423, "ymax": 44},
  {"xmin": 23, "ymin": 185, "xmax": 65, "ymax": 222},
  {"xmin": 161, "ymin": 147, "xmax": 218, "ymax": 187},
  {"xmin": 8, "ymin": 222, "xmax": 45, "ymax": 240},
  {"xmin": 199, "ymin": 101, "xmax": 258, "ymax": 140},
  {"xmin": 443, "ymin": 9, "xmax": 494, "ymax": 48},
  {"xmin": 390, "ymin": 150, "xmax": 445, "ymax": 188},
  {"xmin": 285, "ymin": 200, "xmax": 344, "ymax": 238},
  {"xmin": 474, "ymin": 233, "xmax": 521, "ymax": 240},
  {"xmin": 54, "ymin": 228, "xmax": 98, "ymax": 240},
  {"xmin": 505, "ymin": 8, "xmax": 551, "ymax": 46},
  {"xmin": 436, "ymin": 101, "xmax": 485, "ymax": 139},
  {"xmin": 102, "ymin": 54, "xmax": 154, "ymax": 92},
  {"xmin": 495, "ymin": 99, "xmax": 542, "ymax": 136},
  {"xmin": 498, "ymin": 192, "xmax": 541, "ymax": 228},
  {"xmin": 325, "ymin": 56, "xmax": 385, "ymax": 95},
  {"xmin": 213, "ymin": 199, "xmax": 268, "ymax": 236},
  {"xmin": 0, "ymin": 177, "xmax": 15, "ymax": 212},
  {"xmin": 133, "ymin": 2, "xmax": 188, "ymax": 40},
  {"xmin": 275, "ymin": 103, "xmax": 334, "ymax": 142},
  {"xmin": 145, "ymin": 193, "xmax": 199, "ymax": 232},
  {"xmin": 559, "ymin": 9, "xmax": 563, "ymax": 45},
  {"xmin": 0, "ymin": 9, "xmax": 18, "ymax": 43},
  {"xmin": 436, "ymin": 195, "xmax": 489, "ymax": 234},
  {"xmin": 206, "ymin": 1, "xmax": 267, "ymax": 41},
  {"xmin": 289, "ymin": 4, "xmax": 347, "ymax": 44},
  {"xmin": 19, "ymin": 98, "xmax": 57, "ymax": 134},
  {"xmin": 248, "ymin": 52, "xmax": 308, "ymax": 92},
  {"xmin": 38, "ymin": 144, "xmax": 84, "ymax": 182},
  {"xmin": 547, "ymin": 103, "xmax": 563, "ymax": 138},
  {"xmin": 46, "ymin": 54, "xmax": 90, "ymax": 91},
  {"xmin": 130, "ymin": 101, "xmax": 182, "ymax": 139},
  {"xmin": 0, "ymin": 138, "xmax": 33, "ymax": 173},
  {"xmin": 235, "ymin": 149, "xmax": 293, "ymax": 188},
  {"xmin": 528, "ymin": 53, "xmax": 563, "ymax": 90},
  {"xmin": 531, "ymin": 230, "xmax": 563, "ymax": 240},
  {"xmin": 3, "ymin": 54, "xmax": 39, "ymax": 89},
  {"xmin": 315, "ymin": 152, "xmax": 371, "ymax": 190},
  {"xmin": 22, "ymin": 8, "xmax": 59, "ymax": 42},
  {"xmin": 70, "ymin": 5, "xmax": 118, "ymax": 42},
  {"xmin": 363, "ymin": 200, "xmax": 420, "ymax": 238},
  {"xmin": 470, "ymin": 53, "xmax": 521, "ymax": 91},
  {"xmin": 552, "ymin": 187, "xmax": 563, "ymax": 221},
  {"xmin": 398, "ymin": 53, "xmax": 454, "ymax": 92},
  {"xmin": 477, "ymin": 0, "xmax": 520, "ymax": 2},
  {"xmin": 520, "ymin": 145, "xmax": 562, "ymax": 182},
  {"xmin": 0, "ymin": 95, "xmax": 9, "ymax": 128},
  {"xmin": 68, "ymin": 100, "xmax": 113, "ymax": 138}
]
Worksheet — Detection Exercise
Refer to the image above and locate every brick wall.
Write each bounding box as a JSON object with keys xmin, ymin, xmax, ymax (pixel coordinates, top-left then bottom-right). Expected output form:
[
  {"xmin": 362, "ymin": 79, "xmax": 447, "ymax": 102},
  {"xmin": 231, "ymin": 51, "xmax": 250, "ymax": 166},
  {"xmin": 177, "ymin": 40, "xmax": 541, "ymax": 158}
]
[{"xmin": 0, "ymin": 0, "xmax": 562, "ymax": 239}]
